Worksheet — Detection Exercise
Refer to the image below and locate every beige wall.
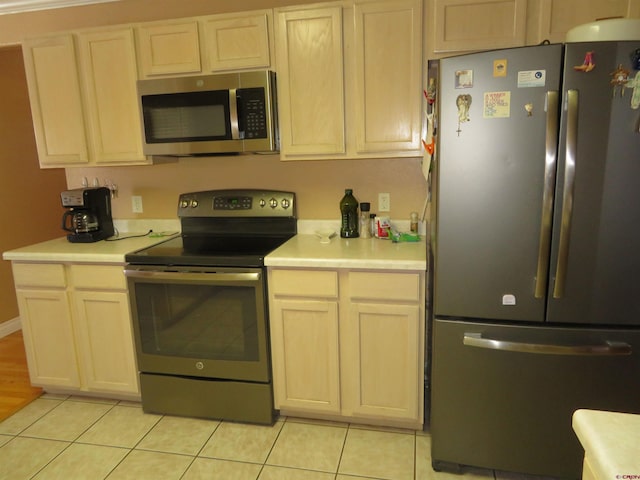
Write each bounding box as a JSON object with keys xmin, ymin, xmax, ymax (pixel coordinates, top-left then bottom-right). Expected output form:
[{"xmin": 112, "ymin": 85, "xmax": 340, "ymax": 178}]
[
  {"xmin": 65, "ymin": 157, "xmax": 429, "ymax": 221},
  {"xmin": 0, "ymin": 46, "xmax": 68, "ymax": 326}
]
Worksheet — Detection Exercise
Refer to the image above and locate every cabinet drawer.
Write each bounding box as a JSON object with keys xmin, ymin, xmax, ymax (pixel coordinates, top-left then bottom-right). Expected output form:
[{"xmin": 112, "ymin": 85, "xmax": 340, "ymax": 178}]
[
  {"xmin": 270, "ymin": 269, "xmax": 338, "ymax": 298},
  {"xmin": 349, "ymin": 271, "xmax": 421, "ymax": 302},
  {"xmin": 70, "ymin": 264, "xmax": 127, "ymax": 290},
  {"xmin": 12, "ymin": 263, "xmax": 66, "ymax": 288}
]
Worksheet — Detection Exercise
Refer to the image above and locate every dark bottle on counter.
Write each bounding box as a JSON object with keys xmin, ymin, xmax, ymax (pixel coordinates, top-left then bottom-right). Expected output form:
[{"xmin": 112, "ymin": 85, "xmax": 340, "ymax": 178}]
[{"xmin": 340, "ymin": 189, "xmax": 359, "ymax": 238}]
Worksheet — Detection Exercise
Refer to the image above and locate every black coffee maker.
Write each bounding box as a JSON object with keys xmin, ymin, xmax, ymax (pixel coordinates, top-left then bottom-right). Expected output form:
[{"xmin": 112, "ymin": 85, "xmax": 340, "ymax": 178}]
[{"xmin": 61, "ymin": 187, "xmax": 115, "ymax": 243}]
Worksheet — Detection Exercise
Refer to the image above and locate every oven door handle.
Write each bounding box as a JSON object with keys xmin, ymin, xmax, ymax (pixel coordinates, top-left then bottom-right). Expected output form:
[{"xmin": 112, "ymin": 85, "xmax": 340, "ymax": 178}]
[{"xmin": 124, "ymin": 270, "xmax": 261, "ymax": 283}]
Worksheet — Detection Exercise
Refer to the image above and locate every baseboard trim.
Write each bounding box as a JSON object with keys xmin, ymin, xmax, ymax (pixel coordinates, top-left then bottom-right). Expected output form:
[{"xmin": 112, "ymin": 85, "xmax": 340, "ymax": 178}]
[{"xmin": 0, "ymin": 317, "xmax": 21, "ymax": 338}]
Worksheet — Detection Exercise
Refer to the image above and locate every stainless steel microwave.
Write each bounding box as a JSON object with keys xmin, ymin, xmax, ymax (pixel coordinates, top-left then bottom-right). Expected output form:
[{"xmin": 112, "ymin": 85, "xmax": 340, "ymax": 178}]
[{"xmin": 137, "ymin": 70, "xmax": 278, "ymax": 156}]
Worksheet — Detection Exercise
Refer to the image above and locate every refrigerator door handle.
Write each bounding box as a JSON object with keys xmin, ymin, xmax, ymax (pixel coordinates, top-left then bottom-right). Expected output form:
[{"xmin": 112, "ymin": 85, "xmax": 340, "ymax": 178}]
[
  {"xmin": 463, "ymin": 332, "xmax": 632, "ymax": 356},
  {"xmin": 553, "ymin": 89, "xmax": 579, "ymax": 298},
  {"xmin": 535, "ymin": 91, "xmax": 560, "ymax": 298}
]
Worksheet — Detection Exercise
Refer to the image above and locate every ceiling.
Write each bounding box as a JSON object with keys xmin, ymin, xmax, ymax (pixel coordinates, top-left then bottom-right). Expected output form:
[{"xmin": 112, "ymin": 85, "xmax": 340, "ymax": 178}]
[{"xmin": 0, "ymin": 0, "xmax": 117, "ymax": 15}]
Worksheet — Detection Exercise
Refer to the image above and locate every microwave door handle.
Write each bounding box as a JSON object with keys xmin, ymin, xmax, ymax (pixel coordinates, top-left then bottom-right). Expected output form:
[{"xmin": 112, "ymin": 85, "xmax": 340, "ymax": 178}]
[{"xmin": 229, "ymin": 89, "xmax": 241, "ymax": 140}]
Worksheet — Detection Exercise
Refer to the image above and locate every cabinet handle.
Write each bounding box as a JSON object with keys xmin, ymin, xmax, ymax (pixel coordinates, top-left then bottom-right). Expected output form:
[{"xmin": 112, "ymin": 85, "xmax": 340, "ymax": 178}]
[{"xmin": 463, "ymin": 332, "xmax": 631, "ymax": 356}]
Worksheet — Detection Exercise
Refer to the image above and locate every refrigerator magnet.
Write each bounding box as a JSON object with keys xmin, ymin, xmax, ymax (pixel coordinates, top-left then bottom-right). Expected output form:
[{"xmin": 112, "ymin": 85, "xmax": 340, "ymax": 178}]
[
  {"xmin": 610, "ymin": 64, "xmax": 630, "ymax": 97},
  {"xmin": 573, "ymin": 51, "xmax": 595, "ymax": 72},
  {"xmin": 628, "ymin": 71, "xmax": 640, "ymax": 110},
  {"xmin": 525, "ymin": 103, "xmax": 534, "ymax": 116},
  {"xmin": 456, "ymin": 94, "xmax": 472, "ymax": 136},
  {"xmin": 455, "ymin": 70, "xmax": 473, "ymax": 88},
  {"xmin": 632, "ymin": 48, "xmax": 640, "ymax": 70},
  {"xmin": 483, "ymin": 91, "xmax": 511, "ymax": 119},
  {"xmin": 517, "ymin": 70, "xmax": 546, "ymax": 88},
  {"xmin": 493, "ymin": 59, "xmax": 507, "ymax": 77}
]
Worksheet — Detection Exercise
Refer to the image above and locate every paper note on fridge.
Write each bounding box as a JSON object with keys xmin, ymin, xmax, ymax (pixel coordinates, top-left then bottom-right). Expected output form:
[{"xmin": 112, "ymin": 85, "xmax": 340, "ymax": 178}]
[
  {"xmin": 517, "ymin": 70, "xmax": 546, "ymax": 88},
  {"xmin": 483, "ymin": 91, "xmax": 511, "ymax": 118}
]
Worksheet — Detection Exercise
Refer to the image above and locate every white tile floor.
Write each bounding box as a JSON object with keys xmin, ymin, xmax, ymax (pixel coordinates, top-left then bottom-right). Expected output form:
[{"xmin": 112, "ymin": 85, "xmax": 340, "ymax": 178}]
[{"xmin": 0, "ymin": 394, "xmax": 545, "ymax": 480}]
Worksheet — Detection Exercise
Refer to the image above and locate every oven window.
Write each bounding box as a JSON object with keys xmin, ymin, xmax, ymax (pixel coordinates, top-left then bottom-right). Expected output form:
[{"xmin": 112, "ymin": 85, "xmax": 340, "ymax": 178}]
[{"xmin": 134, "ymin": 283, "xmax": 259, "ymax": 361}]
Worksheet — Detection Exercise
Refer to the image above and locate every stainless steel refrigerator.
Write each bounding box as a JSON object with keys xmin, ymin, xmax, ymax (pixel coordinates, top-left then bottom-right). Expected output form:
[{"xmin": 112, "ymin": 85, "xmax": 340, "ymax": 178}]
[{"xmin": 431, "ymin": 41, "xmax": 640, "ymax": 479}]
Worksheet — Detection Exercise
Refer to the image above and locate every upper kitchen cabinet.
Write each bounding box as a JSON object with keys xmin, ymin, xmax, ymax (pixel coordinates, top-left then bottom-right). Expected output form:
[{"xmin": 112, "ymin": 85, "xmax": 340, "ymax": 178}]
[
  {"xmin": 353, "ymin": 0, "xmax": 422, "ymax": 154},
  {"xmin": 532, "ymin": 0, "xmax": 640, "ymax": 44},
  {"xmin": 427, "ymin": 0, "xmax": 527, "ymax": 56},
  {"xmin": 136, "ymin": 20, "xmax": 202, "ymax": 77},
  {"xmin": 23, "ymin": 28, "xmax": 151, "ymax": 167},
  {"xmin": 76, "ymin": 27, "xmax": 148, "ymax": 165},
  {"xmin": 275, "ymin": 6, "xmax": 346, "ymax": 156},
  {"xmin": 200, "ymin": 10, "xmax": 274, "ymax": 72},
  {"xmin": 135, "ymin": 11, "xmax": 273, "ymax": 77},
  {"xmin": 275, "ymin": 0, "xmax": 423, "ymax": 160},
  {"xmin": 22, "ymin": 35, "xmax": 89, "ymax": 167}
]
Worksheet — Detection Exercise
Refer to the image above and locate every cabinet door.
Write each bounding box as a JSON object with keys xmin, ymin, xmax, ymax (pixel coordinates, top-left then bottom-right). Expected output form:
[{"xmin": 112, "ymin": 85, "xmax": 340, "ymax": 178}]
[
  {"xmin": 73, "ymin": 290, "xmax": 139, "ymax": 394},
  {"xmin": 270, "ymin": 299, "xmax": 341, "ymax": 414},
  {"xmin": 344, "ymin": 302, "xmax": 422, "ymax": 421},
  {"xmin": 201, "ymin": 11, "xmax": 272, "ymax": 72},
  {"xmin": 16, "ymin": 289, "xmax": 81, "ymax": 389},
  {"xmin": 354, "ymin": 0, "xmax": 422, "ymax": 154},
  {"xmin": 275, "ymin": 7, "xmax": 346, "ymax": 157},
  {"xmin": 136, "ymin": 21, "xmax": 201, "ymax": 77},
  {"xmin": 537, "ymin": 0, "xmax": 639, "ymax": 43},
  {"xmin": 22, "ymin": 34, "xmax": 88, "ymax": 167},
  {"xmin": 77, "ymin": 28, "xmax": 148, "ymax": 164},
  {"xmin": 430, "ymin": 0, "xmax": 527, "ymax": 53}
]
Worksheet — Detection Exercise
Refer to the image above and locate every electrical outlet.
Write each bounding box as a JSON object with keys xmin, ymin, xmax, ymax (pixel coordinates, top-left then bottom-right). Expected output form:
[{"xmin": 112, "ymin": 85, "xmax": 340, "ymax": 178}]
[
  {"xmin": 378, "ymin": 193, "xmax": 390, "ymax": 212},
  {"xmin": 132, "ymin": 195, "xmax": 143, "ymax": 213}
]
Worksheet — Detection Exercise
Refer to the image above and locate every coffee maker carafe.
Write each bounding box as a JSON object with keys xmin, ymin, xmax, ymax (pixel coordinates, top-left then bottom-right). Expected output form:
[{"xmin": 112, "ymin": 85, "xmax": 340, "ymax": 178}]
[{"xmin": 61, "ymin": 187, "xmax": 115, "ymax": 243}]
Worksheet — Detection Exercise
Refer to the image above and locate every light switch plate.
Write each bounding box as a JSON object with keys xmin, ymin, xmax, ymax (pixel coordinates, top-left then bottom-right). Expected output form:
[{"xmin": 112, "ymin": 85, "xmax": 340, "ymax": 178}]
[{"xmin": 378, "ymin": 193, "xmax": 390, "ymax": 212}]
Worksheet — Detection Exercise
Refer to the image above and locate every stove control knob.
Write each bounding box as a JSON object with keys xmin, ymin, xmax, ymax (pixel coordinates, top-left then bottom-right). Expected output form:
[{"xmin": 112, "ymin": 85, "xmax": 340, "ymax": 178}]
[
  {"xmin": 190, "ymin": 200, "xmax": 199, "ymax": 208},
  {"xmin": 269, "ymin": 198, "xmax": 278, "ymax": 208},
  {"xmin": 180, "ymin": 200, "xmax": 189, "ymax": 209},
  {"xmin": 281, "ymin": 199, "xmax": 290, "ymax": 209}
]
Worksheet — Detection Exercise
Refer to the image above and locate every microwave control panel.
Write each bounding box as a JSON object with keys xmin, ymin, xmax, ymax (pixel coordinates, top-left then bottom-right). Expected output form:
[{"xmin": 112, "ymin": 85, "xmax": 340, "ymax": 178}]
[{"xmin": 239, "ymin": 88, "xmax": 268, "ymax": 139}]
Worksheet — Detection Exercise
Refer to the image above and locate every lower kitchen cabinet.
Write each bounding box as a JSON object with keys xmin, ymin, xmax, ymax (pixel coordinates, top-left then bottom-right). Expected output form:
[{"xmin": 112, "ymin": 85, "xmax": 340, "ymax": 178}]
[
  {"xmin": 16, "ymin": 286, "xmax": 80, "ymax": 389},
  {"xmin": 268, "ymin": 267, "xmax": 425, "ymax": 428},
  {"xmin": 270, "ymin": 298, "xmax": 341, "ymax": 414},
  {"xmin": 343, "ymin": 302, "xmax": 421, "ymax": 421},
  {"xmin": 73, "ymin": 290, "xmax": 137, "ymax": 394},
  {"xmin": 11, "ymin": 262, "xmax": 139, "ymax": 398}
]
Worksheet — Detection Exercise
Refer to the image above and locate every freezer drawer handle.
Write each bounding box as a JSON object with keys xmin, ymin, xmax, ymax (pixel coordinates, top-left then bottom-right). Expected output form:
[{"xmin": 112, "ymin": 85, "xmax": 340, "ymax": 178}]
[{"xmin": 463, "ymin": 332, "xmax": 631, "ymax": 356}]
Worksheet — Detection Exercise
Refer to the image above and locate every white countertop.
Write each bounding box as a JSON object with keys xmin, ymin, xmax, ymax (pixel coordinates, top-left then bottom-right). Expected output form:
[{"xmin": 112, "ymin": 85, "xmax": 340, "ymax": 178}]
[
  {"xmin": 572, "ymin": 409, "xmax": 640, "ymax": 480},
  {"xmin": 265, "ymin": 234, "xmax": 427, "ymax": 270},
  {"xmin": 3, "ymin": 219, "xmax": 428, "ymax": 270},
  {"xmin": 2, "ymin": 233, "xmax": 178, "ymax": 264}
]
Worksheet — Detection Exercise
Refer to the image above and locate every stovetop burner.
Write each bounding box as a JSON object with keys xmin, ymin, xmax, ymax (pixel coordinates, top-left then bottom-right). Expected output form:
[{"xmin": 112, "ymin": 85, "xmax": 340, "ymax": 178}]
[{"xmin": 125, "ymin": 189, "xmax": 296, "ymax": 267}]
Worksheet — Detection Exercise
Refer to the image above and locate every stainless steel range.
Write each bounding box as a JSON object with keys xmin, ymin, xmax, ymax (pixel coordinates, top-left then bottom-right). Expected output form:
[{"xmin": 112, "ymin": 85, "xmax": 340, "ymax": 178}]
[{"xmin": 124, "ymin": 189, "xmax": 296, "ymax": 425}]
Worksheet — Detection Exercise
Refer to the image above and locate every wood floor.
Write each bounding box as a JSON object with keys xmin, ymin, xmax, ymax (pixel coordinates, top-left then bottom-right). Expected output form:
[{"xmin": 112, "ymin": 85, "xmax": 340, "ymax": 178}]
[{"xmin": 0, "ymin": 330, "xmax": 42, "ymax": 422}]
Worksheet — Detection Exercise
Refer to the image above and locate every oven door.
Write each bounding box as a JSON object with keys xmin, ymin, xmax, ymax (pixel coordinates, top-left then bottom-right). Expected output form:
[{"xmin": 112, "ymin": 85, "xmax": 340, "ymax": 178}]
[{"xmin": 125, "ymin": 265, "xmax": 270, "ymax": 383}]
